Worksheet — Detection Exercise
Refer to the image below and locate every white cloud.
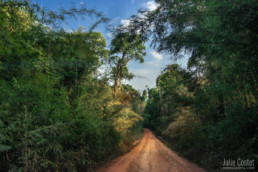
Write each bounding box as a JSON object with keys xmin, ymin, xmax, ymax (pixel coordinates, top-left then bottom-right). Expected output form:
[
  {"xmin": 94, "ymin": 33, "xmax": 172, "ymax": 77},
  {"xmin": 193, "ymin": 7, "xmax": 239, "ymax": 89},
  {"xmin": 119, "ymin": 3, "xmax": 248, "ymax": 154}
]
[
  {"xmin": 80, "ymin": 1, "xmax": 84, "ymax": 5},
  {"xmin": 131, "ymin": 69, "xmax": 153, "ymax": 75},
  {"xmin": 98, "ymin": 67, "xmax": 105, "ymax": 74},
  {"xmin": 137, "ymin": 12, "xmax": 147, "ymax": 20},
  {"xmin": 120, "ymin": 19, "xmax": 131, "ymax": 27},
  {"xmin": 150, "ymin": 51, "xmax": 163, "ymax": 60},
  {"xmin": 109, "ymin": 17, "xmax": 121, "ymax": 25},
  {"xmin": 107, "ymin": 32, "xmax": 112, "ymax": 38},
  {"xmin": 113, "ymin": 17, "xmax": 121, "ymax": 22},
  {"xmin": 66, "ymin": 29, "xmax": 73, "ymax": 33},
  {"xmin": 147, "ymin": 60, "xmax": 161, "ymax": 67},
  {"xmin": 143, "ymin": 1, "xmax": 159, "ymax": 11}
]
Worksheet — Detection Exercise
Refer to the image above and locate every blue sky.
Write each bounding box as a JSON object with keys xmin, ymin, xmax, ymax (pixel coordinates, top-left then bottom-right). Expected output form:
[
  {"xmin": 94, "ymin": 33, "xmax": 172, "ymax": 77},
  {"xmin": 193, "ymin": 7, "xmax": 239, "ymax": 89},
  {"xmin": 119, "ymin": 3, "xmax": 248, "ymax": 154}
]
[{"xmin": 34, "ymin": 0, "xmax": 188, "ymax": 91}]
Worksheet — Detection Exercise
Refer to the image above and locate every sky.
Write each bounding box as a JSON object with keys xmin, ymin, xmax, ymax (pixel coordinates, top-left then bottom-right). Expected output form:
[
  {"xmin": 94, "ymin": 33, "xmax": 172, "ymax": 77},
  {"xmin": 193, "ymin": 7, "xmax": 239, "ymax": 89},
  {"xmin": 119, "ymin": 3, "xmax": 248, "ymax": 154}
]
[{"xmin": 34, "ymin": 0, "xmax": 188, "ymax": 92}]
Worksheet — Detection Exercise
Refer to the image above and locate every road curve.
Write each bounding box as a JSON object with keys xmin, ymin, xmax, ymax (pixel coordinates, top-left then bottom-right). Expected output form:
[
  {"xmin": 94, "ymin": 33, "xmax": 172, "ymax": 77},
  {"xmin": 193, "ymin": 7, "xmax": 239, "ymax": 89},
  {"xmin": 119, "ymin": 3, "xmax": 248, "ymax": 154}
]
[{"xmin": 97, "ymin": 128, "xmax": 206, "ymax": 172}]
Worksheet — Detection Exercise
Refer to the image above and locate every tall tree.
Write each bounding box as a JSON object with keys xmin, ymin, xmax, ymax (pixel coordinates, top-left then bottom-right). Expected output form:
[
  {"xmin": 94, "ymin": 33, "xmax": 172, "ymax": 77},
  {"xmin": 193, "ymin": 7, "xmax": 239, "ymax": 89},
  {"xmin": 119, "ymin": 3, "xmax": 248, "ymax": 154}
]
[{"xmin": 109, "ymin": 33, "xmax": 146, "ymax": 95}]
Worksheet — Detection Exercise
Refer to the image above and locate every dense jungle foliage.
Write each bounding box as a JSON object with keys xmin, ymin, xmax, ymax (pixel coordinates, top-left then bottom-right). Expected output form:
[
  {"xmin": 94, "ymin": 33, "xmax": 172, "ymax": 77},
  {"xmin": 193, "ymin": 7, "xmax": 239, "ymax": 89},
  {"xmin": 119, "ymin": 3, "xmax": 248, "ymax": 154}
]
[
  {"xmin": 0, "ymin": 0, "xmax": 145, "ymax": 171},
  {"xmin": 127, "ymin": 0, "xmax": 257, "ymax": 170},
  {"xmin": 1, "ymin": 0, "xmax": 258, "ymax": 171}
]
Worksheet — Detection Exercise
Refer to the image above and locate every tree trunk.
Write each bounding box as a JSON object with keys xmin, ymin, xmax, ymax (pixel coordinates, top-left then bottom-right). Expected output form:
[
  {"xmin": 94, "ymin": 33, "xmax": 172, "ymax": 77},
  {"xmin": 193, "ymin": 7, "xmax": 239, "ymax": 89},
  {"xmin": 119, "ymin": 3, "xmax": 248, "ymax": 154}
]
[{"xmin": 113, "ymin": 51, "xmax": 126, "ymax": 96}]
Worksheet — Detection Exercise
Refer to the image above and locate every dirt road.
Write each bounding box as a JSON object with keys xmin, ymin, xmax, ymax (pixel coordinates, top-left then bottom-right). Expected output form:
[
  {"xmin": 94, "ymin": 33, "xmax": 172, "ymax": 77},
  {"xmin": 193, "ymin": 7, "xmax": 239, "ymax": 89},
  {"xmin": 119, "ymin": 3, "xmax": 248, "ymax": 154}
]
[{"xmin": 97, "ymin": 128, "xmax": 205, "ymax": 172}]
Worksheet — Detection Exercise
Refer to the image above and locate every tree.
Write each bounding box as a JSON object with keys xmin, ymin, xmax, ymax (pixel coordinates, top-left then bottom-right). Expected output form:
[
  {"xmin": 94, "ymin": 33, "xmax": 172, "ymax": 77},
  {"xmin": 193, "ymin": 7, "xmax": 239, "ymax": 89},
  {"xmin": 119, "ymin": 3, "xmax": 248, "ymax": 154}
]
[
  {"xmin": 109, "ymin": 33, "xmax": 146, "ymax": 95},
  {"xmin": 133, "ymin": 0, "xmax": 258, "ymax": 168},
  {"xmin": 0, "ymin": 1, "xmax": 140, "ymax": 171},
  {"xmin": 141, "ymin": 89, "xmax": 148, "ymax": 101},
  {"xmin": 0, "ymin": 1, "xmax": 147, "ymax": 171}
]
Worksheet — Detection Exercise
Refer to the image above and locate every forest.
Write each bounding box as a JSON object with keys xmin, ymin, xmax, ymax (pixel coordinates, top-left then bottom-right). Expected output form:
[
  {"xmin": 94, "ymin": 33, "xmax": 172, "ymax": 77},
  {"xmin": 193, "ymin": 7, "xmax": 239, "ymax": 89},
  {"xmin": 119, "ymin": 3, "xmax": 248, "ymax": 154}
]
[{"xmin": 0, "ymin": 0, "xmax": 257, "ymax": 171}]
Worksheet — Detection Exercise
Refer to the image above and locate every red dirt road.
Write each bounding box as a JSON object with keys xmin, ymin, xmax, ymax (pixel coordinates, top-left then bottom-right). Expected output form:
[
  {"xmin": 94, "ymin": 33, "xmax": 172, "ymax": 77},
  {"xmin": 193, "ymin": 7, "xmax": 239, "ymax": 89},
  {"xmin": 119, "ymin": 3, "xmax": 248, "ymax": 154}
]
[{"xmin": 97, "ymin": 128, "xmax": 205, "ymax": 172}]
